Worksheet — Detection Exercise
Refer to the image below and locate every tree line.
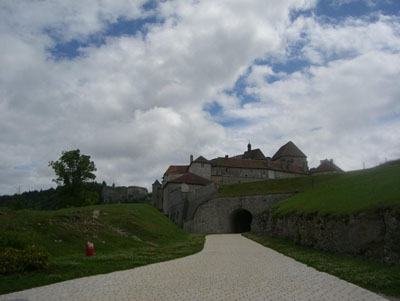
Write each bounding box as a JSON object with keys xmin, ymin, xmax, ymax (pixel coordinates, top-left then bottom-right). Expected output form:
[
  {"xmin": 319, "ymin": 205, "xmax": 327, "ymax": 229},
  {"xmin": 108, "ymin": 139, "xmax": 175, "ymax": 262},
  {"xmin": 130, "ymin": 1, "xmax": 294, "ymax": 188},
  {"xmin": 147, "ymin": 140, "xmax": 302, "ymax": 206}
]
[{"xmin": 0, "ymin": 150, "xmax": 108, "ymax": 210}]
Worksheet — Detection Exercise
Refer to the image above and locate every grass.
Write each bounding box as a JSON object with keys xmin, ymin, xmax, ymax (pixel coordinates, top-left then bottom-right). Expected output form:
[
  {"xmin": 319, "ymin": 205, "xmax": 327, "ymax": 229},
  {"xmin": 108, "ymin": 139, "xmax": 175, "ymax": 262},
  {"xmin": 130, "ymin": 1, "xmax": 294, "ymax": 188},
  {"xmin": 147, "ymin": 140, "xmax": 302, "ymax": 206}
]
[
  {"xmin": 272, "ymin": 162, "xmax": 400, "ymax": 216},
  {"xmin": 0, "ymin": 204, "xmax": 205, "ymax": 295},
  {"xmin": 219, "ymin": 161, "xmax": 400, "ymax": 216},
  {"xmin": 218, "ymin": 173, "xmax": 341, "ymax": 197},
  {"xmin": 244, "ymin": 233, "xmax": 400, "ymax": 297}
]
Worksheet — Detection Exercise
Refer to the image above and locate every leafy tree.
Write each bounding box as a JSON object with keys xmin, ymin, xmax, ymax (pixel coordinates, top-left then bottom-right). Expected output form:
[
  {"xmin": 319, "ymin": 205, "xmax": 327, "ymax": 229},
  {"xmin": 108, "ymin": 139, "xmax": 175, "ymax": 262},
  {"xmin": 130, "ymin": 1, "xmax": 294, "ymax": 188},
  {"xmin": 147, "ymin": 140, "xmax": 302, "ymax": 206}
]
[{"xmin": 49, "ymin": 149, "xmax": 97, "ymax": 207}]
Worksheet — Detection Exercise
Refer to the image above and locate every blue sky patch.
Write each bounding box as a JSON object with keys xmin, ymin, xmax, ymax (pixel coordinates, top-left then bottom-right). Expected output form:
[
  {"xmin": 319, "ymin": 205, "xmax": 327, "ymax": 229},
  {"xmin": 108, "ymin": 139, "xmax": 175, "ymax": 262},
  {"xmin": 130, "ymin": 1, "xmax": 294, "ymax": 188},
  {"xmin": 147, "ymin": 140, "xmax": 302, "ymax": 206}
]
[
  {"xmin": 223, "ymin": 67, "xmax": 260, "ymax": 107},
  {"xmin": 204, "ymin": 101, "xmax": 223, "ymax": 117},
  {"xmin": 47, "ymin": 16, "xmax": 158, "ymax": 60}
]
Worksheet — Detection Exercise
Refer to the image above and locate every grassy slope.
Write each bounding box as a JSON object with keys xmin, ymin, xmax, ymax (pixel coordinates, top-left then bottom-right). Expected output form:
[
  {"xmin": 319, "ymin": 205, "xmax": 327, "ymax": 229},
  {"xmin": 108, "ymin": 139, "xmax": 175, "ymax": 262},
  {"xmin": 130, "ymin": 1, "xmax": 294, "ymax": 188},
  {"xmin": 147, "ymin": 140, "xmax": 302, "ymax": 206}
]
[
  {"xmin": 0, "ymin": 204, "xmax": 204, "ymax": 295},
  {"xmin": 219, "ymin": 162, "xmax": 400, "ymax": 215},
  {"xmin": 244, "ymin": 233, "xmax": 400, "ymax": 297},
  {"xmin": 273, "ymin": 162, "xmax": 400, "ymax": 215},
  {"xmin": 218, "ymin": 173, "xmax": 341, "ymax": 197}
]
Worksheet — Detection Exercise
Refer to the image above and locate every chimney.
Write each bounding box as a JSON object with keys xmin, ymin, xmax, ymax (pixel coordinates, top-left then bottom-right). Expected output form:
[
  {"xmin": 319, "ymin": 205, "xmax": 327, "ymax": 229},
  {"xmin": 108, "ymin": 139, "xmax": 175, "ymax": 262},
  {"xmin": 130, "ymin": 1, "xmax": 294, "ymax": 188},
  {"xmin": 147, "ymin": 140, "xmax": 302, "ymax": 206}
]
[{"xmin": 190, "ymin": 155, "xmax": 193, "ymax": 163}]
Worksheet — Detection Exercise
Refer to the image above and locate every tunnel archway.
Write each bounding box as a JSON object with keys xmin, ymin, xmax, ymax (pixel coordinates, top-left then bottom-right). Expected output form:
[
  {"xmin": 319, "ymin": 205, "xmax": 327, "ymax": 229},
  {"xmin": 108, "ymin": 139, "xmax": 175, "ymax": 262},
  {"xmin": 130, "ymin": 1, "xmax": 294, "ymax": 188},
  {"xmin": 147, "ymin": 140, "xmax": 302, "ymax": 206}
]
[{"xmin": 229, "ymin": 209, "xmax": 253, "ymax": 233}]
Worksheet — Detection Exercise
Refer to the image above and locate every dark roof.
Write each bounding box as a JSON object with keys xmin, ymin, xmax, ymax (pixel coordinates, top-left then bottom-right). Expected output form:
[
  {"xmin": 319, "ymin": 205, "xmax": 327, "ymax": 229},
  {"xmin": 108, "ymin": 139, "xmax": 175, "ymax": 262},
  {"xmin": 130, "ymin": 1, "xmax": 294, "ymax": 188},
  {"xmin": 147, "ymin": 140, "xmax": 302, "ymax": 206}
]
[
  {"xmin": 168, "ymin": 172, "xmax": 212, "ymax": 186},
  {"xmin": 153, "ymin": 180, "xmax": 161, "ymax": 185},
  {"xmin": 210, "ymin": 157, "xmax": 308, "ymax": 175},
  {"xmin": 164, "ymin": 165, "xmax": 188, "ymax": 176},
  {"xmin": 211, "ymin": 157, "xmax": 270, "ymax": 169},
  {"xmin": 272, "ymin": 141, "xmax": 307, "ymax": 160},
  {"xmin": 193, "ymin": 156, "xmax": 210, "ymax": 164},
  {"xmin": 242, "ymin": 148, "xmax": 265, "ymax": 160},
  {"xmin": 310, "ymin": 159, "xmax": 344, "ymax": 174}
]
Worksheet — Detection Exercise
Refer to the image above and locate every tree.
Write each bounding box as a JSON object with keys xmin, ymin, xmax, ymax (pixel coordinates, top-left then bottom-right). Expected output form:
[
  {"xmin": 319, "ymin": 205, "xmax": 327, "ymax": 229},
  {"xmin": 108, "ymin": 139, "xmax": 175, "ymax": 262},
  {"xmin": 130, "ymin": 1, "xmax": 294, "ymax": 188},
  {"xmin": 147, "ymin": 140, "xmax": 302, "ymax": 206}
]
[{"xmin": 49, "ymin": 149, "xmax": 97, "ymax": 207}]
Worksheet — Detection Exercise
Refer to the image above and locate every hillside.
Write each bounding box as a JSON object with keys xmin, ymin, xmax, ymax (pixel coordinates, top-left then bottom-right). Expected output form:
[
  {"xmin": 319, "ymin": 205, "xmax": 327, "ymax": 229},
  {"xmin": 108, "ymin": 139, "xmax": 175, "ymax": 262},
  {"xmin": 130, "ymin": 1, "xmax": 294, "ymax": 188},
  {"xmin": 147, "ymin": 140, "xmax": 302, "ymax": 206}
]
[
  {"xmin": 218, "ymin": 161, "xmax": 400, "ymax": 215},
  {"xmin": 272, "ymin": 161, "xmax": 400, "ymax": 215},
  {"xmin": 218, "ymin": 173, "xmax": 341, "ymax": 197},
  {"xmin": 0, "ymin": 203, "xmax": 204, "ymax": 294}
]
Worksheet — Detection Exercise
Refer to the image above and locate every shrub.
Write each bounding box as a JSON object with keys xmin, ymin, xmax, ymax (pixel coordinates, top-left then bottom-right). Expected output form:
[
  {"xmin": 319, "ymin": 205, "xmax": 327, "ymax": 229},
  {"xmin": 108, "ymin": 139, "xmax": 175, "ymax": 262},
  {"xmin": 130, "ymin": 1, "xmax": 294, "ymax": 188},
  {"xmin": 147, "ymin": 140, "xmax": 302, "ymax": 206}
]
[
  {"xmin": 0, "ymin": 231, "xmax": 33, "ymax": 252},
  {"xmin": 22, "ymin": 245, "xmax": 50, "ymax": 272},
  {"xmin": 0, "ymin": 248, "xmax": 23, "ymax": 274},
  {"xmin": 0, "ymin": 245, "xmax": 49, "ymax": 274}
]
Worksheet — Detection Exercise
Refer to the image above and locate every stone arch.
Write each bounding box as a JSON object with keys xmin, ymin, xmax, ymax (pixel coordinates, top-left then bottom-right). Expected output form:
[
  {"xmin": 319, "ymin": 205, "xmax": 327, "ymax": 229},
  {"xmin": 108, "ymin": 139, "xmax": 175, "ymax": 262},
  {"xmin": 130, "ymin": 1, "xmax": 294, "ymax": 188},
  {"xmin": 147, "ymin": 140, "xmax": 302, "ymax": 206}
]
[{"xmin": 229, "ymin": 208, "xmax": 253, "ymax": 233}]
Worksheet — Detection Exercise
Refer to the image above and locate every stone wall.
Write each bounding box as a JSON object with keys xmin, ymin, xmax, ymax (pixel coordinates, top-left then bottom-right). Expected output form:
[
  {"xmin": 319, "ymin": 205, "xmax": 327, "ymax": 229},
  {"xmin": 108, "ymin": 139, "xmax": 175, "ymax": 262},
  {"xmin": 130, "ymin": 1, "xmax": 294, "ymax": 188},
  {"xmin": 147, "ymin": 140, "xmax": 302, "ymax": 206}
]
[
  {"xmin": 102, "ymin": 186, "xmax": 148, "ymax": 204},
  {"xmin": 211, "ymin": 167, "xmax": 303, "ymax": 185},
  {"xmin": 151, "ymin": 183, "xmax": 162, "ymax": 211},
  {"xmin": 189, "ymin": 162, "xmax": 212, "ymax": 179},
  {"xmin": 163, "ymin": 183, "xmax": 217, "ymax": 227},
  {"xmin": 253, "ymin": 210, "xmax": 400, "ymax": 264},
  {"xmin": 183, "ymin": 193, "xmax": 295, "ymax": 233}
]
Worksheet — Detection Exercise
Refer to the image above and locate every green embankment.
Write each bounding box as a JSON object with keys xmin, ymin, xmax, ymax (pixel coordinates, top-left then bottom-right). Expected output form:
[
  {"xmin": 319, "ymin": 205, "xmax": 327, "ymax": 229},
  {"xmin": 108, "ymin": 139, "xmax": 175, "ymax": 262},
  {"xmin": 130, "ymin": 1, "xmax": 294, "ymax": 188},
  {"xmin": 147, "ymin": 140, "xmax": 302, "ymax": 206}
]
[
  {"xmin": 0, "ymin": 204, "xmax": 205, "ymax": 295},
  {"xmin": 219, "ymin": 161, "xmax": 400, "ymax": 215},
  {"xmin": 218, "ymin": 173, "xmax": 341, "ymax": 196},
  {"xmin": 244, "ymin": 233, "xmax": 400, "ymax": 297},
  {"xmin": 273, "ymin": 162, "xmax": 400, "ymax": 215}
]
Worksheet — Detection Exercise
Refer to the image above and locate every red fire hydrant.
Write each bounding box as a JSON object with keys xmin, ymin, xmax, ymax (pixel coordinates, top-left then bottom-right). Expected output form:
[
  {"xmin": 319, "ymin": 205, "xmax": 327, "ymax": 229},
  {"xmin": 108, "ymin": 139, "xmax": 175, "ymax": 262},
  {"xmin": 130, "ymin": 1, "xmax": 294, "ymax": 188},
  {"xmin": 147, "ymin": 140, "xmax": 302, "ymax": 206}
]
[{"xmin": 86, "ymin": 242, "xmax": 94, "ymax": 256}]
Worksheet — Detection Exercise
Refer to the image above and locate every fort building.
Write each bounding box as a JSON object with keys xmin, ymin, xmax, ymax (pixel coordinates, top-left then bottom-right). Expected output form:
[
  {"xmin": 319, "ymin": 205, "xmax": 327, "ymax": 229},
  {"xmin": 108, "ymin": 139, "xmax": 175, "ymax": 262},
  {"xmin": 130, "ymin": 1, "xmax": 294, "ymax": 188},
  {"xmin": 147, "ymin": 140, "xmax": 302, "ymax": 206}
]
[{"xmin": 152, "ymin": 141, "xmax": 342, "ymax": 233}]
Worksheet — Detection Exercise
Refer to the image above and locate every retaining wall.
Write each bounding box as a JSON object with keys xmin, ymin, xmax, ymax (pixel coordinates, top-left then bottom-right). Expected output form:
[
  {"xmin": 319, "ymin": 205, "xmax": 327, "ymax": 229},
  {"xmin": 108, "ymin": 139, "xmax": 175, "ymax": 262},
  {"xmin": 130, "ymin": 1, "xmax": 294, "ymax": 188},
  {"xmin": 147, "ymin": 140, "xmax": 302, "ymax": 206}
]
[{"xmin": 253, "ymin": 210, "xmax": 400, "ymax": 264}]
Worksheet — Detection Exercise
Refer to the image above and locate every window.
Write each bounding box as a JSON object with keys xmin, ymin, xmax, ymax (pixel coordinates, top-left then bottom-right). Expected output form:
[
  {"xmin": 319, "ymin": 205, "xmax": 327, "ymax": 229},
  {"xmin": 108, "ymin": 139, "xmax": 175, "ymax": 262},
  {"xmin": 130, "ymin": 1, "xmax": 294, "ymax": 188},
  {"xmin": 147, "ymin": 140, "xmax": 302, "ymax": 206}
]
[{"xmin": 201, "ymin": 163, "xmax": 204, "ymax": 168}]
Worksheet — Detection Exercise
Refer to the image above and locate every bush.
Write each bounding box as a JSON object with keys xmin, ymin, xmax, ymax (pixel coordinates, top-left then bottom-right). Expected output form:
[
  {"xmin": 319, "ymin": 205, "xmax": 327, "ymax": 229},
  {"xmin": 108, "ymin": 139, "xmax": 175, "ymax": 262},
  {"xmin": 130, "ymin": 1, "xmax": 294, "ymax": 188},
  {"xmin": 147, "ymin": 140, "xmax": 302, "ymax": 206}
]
[
  {"xmin": 22, "ymin": 245, "xmax": 50, "ymax": 272},
  {"xmin": 0, "ymin": 248, "xmax": 23, "ymax": 274},
  {"xmin": 0, "ymin": 231, "xmax": 33, "ymax": 252},
  {"xmin": 0, "ymin": 245, "xmax": 49, "ymax": 274}
]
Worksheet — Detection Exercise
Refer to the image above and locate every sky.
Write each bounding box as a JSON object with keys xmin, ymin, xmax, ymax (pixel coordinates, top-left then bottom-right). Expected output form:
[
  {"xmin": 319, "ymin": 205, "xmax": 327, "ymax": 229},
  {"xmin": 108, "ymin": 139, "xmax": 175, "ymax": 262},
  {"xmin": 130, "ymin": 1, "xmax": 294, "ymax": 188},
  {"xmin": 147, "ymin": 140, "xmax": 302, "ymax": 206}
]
[{"xmin": 0, "ymin": 0, "xmax": 399, "ymax": 195}]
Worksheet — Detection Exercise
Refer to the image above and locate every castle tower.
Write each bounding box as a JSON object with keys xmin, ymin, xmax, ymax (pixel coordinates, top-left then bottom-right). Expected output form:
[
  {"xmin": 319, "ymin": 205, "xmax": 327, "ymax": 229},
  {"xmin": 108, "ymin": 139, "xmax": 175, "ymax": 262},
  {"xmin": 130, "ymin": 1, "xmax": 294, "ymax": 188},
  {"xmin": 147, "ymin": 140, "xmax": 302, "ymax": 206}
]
[
  {"xmin": 152, "ymin": 180, "xmax": 162, "ymax": 210},
  {"xmin": 247, "ymin": 142, "xmax": 251, "ymax": 152}
]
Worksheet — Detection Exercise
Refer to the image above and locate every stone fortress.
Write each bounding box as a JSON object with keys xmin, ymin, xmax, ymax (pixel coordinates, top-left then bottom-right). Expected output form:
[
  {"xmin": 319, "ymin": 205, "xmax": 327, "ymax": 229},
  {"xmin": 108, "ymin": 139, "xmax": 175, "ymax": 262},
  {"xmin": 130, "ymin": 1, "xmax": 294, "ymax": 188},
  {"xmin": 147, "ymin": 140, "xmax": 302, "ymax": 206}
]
[{"xmin": 152, "ymin": 141, "xmax": 343, "ymax": 233}]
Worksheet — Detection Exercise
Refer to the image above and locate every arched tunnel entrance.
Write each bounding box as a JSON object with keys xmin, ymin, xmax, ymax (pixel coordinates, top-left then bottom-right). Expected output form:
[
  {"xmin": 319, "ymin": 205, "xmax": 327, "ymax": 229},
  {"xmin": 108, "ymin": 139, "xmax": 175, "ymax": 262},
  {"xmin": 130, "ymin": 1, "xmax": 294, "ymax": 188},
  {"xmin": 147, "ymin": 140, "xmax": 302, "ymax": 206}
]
[{"xmin": 229, "ymin": 209, "xmax": 253, "ymax": 233}]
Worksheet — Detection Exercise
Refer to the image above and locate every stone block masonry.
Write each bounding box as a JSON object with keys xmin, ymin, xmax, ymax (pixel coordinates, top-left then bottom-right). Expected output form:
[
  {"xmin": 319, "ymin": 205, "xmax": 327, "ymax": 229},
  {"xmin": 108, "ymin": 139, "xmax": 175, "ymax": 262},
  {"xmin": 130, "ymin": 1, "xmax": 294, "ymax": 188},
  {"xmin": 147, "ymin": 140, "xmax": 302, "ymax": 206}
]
[
  {"xmin": 183, "ymin": 193, "xmax": 295, "ymax": 233},
  {"xmin": 253, "ymin": 209, "xmax": 400, "ymax": 264}
]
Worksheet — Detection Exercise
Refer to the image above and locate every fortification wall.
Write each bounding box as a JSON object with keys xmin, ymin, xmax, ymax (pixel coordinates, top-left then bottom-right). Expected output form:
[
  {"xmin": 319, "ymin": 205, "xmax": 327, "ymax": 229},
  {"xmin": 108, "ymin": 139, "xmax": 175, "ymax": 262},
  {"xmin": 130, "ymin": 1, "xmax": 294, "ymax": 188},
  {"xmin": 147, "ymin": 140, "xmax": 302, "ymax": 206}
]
[
  {"xmin": 189, "ymin": 162, "xmax": 212, "ymax": 179},
  {"xmin": 102, "ymin": 186, "xmax": 148, "ymax": 204},
  {"xmin": 183, "ymin": 193, "xmax": 295, "ymax": 233},
  {"xmin": 164, "ymin": 183, "xmax": 215, "ymax": 227},
  {"xmin": 253, "ymin": 210, "xmax": 400, "ymax": 265},
  {"xmin": 211, "ymin": 168, "xmax": 303, "ymax": 184}
]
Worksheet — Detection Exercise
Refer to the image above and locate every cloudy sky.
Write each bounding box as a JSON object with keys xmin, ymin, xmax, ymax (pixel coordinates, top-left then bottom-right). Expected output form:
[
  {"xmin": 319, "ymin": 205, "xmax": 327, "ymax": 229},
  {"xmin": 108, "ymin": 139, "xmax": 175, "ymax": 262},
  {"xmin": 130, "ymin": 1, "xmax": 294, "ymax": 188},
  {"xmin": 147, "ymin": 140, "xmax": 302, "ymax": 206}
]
[{"xmin": 1, "ymin": 0, "xmax": 399, "ymax": 195}]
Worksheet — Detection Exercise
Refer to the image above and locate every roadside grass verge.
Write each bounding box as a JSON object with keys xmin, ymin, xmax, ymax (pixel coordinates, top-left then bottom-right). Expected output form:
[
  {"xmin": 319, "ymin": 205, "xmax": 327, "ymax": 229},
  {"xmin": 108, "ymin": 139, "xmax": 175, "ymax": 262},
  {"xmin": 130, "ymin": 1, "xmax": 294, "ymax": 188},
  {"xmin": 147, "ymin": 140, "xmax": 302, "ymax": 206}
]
[
  {"xmin": 243, "ymin": 233, "xmax": 400, "ymax": 297},
  {"xmin": 0, "ymin": 204, "xmax": 205, "ymax": 295}
]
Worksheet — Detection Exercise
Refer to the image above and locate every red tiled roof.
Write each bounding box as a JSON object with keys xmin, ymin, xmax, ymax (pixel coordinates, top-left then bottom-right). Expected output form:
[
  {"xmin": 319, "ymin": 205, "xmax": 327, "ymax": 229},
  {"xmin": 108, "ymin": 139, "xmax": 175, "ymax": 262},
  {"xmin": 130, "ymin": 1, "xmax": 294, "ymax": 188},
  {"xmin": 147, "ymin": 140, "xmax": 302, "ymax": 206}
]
[
  {"xmin": 164, "ymin": 165, "xmax": 188, "ymax": 176},
  {"xmin": 272, "ymin": 141, "xmax": 307, "ymax": 160},
  {"xmin": 169, "ymin": 172, "xmax": 212, "ymax": 185}
]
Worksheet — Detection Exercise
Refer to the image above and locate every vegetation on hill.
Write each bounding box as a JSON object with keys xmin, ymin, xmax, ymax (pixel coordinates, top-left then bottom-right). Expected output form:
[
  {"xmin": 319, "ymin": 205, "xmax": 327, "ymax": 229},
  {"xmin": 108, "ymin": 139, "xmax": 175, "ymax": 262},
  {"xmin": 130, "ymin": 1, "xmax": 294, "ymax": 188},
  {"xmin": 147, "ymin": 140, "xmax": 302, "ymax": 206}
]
[
  {"xmin": 0, "ymin": 182, "xmax": 105, "ymax": 211},
  {"xmin": 0, "ymin": 203, "xmax": 205, "ymax": 295},
  {"xmin": 244, "ymin": 233, "xmax": 400, "ymax": 297},
  {"xmin": 218, "ymin": 173, "xmax": 341, "ymax": 197},
  {"xmin": 272, "ymin": 162, "xmax": 400, "ymax": 216},
  {"xmin": 218, "ymin": 161, "xmax": 400, "ymax": 215}
]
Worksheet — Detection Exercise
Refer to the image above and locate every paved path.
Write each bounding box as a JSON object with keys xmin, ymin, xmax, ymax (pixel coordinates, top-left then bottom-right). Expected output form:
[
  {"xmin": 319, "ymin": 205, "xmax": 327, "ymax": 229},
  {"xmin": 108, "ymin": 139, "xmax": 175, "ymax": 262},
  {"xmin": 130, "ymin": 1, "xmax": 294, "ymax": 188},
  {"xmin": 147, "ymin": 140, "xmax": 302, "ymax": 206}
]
[{"xmin": 0, "ymin": 234, "xmax": 387, "ymax": 301}]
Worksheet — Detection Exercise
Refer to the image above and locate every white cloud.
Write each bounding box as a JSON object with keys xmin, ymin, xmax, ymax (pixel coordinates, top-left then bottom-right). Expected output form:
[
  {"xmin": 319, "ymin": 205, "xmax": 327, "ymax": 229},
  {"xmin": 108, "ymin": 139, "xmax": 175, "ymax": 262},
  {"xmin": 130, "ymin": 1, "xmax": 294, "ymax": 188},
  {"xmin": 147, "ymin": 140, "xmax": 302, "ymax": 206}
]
[
  {"xmin": 1, "ymin": 0, "xmax": 399, "ymax": 195},
  {"xmin": 221, "ymin": 15, "xmax": 400, "ymax": 170}
]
